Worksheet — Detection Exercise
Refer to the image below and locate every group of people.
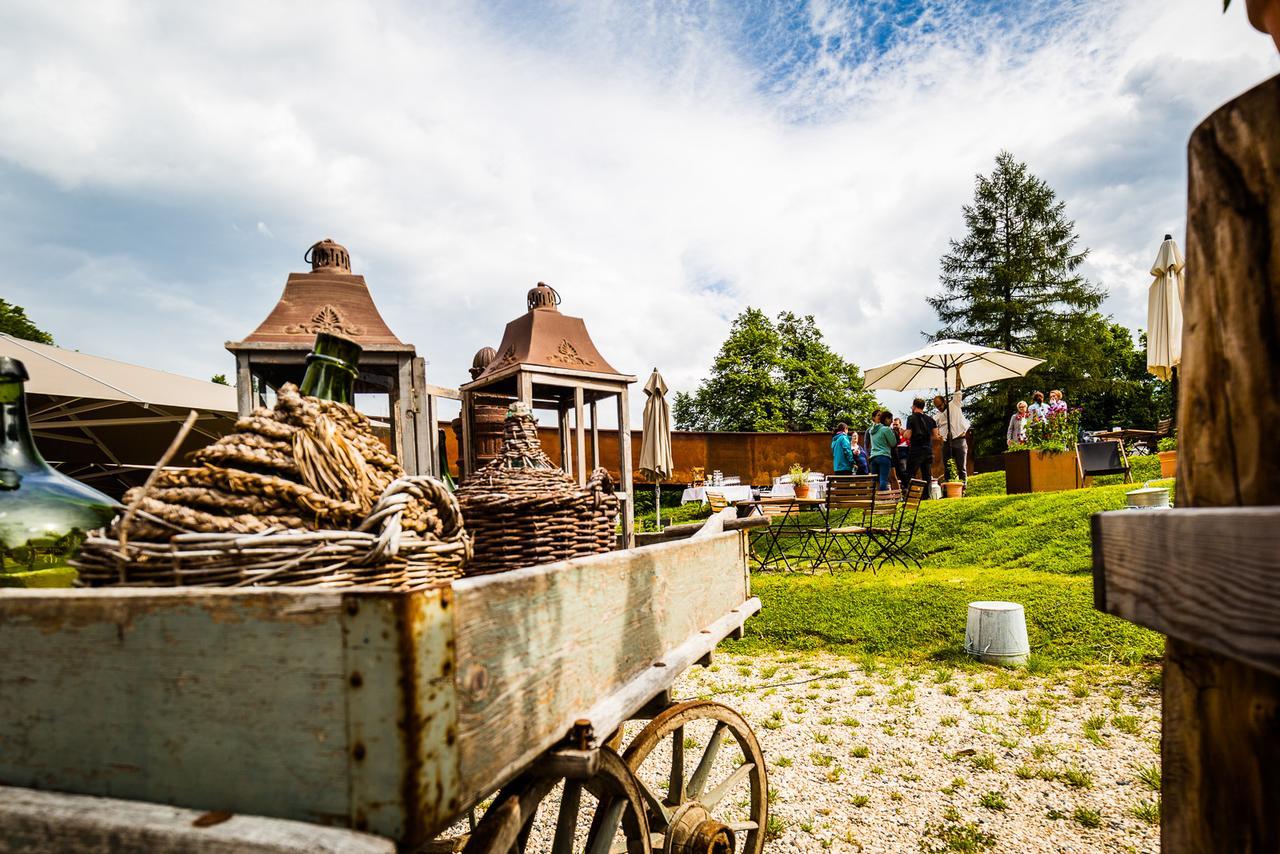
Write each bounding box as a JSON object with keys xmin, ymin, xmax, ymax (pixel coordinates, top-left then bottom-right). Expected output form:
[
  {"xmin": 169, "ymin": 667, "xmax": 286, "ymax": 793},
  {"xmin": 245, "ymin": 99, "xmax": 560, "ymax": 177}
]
[
  {"xmin": 831, "ymin": 371, "xmax": 972, "ymax": 495},
  {"xmin": 1005, "ymin": 389, "xmax": 1067, "ymax": 447}
]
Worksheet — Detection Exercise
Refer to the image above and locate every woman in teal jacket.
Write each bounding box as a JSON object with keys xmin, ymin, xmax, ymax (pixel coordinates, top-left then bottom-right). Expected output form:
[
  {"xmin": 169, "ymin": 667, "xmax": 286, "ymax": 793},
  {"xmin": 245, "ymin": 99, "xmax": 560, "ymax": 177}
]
[{"xmin": 831, "ymin": 423, "xmax": 855, "ymax": 475}]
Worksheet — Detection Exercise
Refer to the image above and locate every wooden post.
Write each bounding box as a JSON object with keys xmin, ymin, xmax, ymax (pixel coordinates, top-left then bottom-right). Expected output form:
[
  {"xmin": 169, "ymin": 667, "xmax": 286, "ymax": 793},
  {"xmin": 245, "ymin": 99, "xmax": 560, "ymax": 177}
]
[
  {"xmin": 411, "ymin": 357, "xmax": 433, "ymax": 478},
  {"xmin": 617, "ymin": 388, "xmax": 634, "ymax": 549},
  {"xmin": 557, "ymin": 402, "xmax": 572, "ymax": 474},
  {"xmin": 459, "ymin": 393, "xmax": 474, "ymax": 480},
  {"xmin": 517, "ymin": 373, "xmax": 533, "ymax": 409},
  {"xmin": 590, "ymin": 401, "xmax": 600, "ymax": 471},
  {"xmin": 1165, "ymin": 74, "xmax": 1280, "ymax": 852},
  {"xmin": 234, "ymin": 353, "xmax": 253, "ymax": 417},
  {"xmin": 573, "ymin": 386, "xmax": 586, "ymax": 486}
]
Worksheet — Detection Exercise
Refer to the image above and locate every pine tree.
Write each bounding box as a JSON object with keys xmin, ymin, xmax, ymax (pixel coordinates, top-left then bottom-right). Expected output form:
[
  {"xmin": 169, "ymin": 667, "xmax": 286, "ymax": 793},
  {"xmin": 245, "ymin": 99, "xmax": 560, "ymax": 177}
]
[
  {"xmin": 929, "ymin": 151, "xmax": 1107, "ymax": 454},
  {"xmin": 674, "ymin": 308, "xmax": 878, "ymax": 432}
]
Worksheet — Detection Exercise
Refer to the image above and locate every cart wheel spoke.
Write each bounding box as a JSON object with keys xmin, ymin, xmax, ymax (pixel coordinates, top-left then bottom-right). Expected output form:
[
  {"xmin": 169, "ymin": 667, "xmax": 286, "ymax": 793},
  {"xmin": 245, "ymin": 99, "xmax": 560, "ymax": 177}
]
[
  {"xmin": 687, "ymin": 721, "xmax": 727, "ymax": 799},
  {"xmin": 586, "ymin": 800, "xmax": 627, "ymax": 854},
  {"xmin": 668, "ymin": 725, "xmax": 685, "ymax": 805},
  {"xmin": 702, "ymin": 761, "xmax": 754, "ymax": 811},
  {"xmin": 551, "ymin": 781, "xmax": 582, "ymax": 854},
  {"xmin": 465, "ymin": 748, "xmax": 651, "ymax": 854}
]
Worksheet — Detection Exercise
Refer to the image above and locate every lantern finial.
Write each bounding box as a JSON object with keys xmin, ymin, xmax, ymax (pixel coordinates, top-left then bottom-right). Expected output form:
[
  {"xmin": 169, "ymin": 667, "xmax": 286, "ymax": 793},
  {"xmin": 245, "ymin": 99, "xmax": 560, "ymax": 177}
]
[
  {"xmin": 526, "ymin": 282, "xmax": 561, "ymax": 312},
  {"xmin": 305, "ymin": 239, "xmax": 351, "ymax": 273}
]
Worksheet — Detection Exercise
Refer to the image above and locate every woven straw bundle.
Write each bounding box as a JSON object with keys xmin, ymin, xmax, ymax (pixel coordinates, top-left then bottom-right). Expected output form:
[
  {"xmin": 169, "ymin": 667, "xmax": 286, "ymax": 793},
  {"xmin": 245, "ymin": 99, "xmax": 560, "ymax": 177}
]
[
  {"xmin": 74, "ymin": 384, "xmax": 470, "ymax": 590},
  {"xmin": 121, "ymin": 384, "xmax": 420, "ymax": 540},
  {"xmin": 456, "ymin": 404, "xmax": 618, "ymax": 577}
]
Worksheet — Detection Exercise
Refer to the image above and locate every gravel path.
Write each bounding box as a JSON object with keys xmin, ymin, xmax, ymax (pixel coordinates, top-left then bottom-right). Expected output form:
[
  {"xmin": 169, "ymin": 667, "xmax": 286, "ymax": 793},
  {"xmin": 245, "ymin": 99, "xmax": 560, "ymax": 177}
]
[
  {"xmin": 444, "ymin": 652, "xmax": 1161, "ymax": 853},
  {"xmin": 681, "ymin": 652, "xmax": 1161, "ymax": 853}
]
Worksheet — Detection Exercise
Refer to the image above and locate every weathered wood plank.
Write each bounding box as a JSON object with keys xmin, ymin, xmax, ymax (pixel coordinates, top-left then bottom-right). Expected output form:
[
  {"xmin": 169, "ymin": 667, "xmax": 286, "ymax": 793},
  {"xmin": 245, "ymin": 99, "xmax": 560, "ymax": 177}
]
[
  {"xmin": 0, "ymin": 785, "xmax": 396, "ymax": 853},
  {"xmin": 450, "ymin": 531, "xmax": 749, "ymax": 810},
  {"xmin": 1158, "ymin": 73, "xmax": 1280, "ymax": 854},
  {"xmin": 1093, "ymin": 507, "xmax": 1280, "ymax": 677},
  {"xmin": 0, "ymin": 589, "xmax": 352, "ymax": 824}
]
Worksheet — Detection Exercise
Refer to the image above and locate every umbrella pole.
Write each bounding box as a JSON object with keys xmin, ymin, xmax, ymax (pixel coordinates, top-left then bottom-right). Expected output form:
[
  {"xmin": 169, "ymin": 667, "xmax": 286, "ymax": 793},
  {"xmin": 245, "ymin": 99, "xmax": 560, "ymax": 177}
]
[
  {"xmin": 943, "ymin": 367, "xmax": 954, "ymax": 482},
  {"xmin": 655, "ymin": 481, "xmax": 661, "ymax": 531}
]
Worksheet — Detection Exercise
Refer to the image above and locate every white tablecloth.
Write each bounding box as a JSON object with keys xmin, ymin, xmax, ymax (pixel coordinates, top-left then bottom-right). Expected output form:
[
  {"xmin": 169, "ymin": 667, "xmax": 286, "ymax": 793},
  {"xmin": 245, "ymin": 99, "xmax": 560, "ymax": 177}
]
[
  {"xmin": 767, "ymin": 481, "xmax": 827, "ymax": 499},
  {"xmin": 680, "ymin": 485, "xmax": 754, "ymax": 505}
]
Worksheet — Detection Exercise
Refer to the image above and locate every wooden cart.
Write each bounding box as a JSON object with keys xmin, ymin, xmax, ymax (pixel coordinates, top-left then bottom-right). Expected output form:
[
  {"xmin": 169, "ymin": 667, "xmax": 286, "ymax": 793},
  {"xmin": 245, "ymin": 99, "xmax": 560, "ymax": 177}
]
[{"xmin": 0, "ymin": 514, "xmax": 768, "ymax": 853}]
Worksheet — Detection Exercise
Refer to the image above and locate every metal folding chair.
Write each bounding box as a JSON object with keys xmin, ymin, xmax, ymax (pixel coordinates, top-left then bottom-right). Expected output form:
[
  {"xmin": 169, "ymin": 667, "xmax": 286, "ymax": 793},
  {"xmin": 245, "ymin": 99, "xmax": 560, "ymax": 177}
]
[
  {"xmin": 809, "ymin": 476, "xmax": 880, "ymax": 572},
  {"xmin": 873, "ymin": 479, "xmax": 928, "ymax": 569}
]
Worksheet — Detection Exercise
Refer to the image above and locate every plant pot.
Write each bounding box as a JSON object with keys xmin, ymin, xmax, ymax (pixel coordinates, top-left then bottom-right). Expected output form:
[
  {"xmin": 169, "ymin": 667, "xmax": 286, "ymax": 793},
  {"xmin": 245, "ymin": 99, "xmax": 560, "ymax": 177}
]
[
  {"xmin": 794, "ymin": 482, "xmax": 811, "ymax": 499},
  {"xmin": 1158, "ymin": 450, "xmax": 1177, "ymax": 479},
  {"xmin": 942, "ymin": 481, "xmax": 964, "ymax": 499},
  {"xmin": 1004, "ymin": 449, "xmax": 1079, "ymax": 494}
]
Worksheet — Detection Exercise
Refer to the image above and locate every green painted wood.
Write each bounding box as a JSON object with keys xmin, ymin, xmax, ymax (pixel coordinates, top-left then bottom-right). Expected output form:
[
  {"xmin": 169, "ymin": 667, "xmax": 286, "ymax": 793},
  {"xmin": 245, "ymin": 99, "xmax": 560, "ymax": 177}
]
[
  {"xmin": 0, "ymin": 589, "xmax": 352, "ymax": 824},
  {"xmin": 450, "ymin": 529, "xmax": 750, "ymax": 809}
]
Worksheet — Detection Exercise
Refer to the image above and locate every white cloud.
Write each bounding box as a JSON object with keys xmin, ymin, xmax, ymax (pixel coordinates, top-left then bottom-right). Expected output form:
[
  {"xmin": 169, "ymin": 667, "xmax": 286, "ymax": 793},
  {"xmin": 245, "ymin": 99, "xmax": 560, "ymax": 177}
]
[
  {"xmin": 256, "ymin": 221, "xmax": 273, "ymax": 239},
  {"xmin": 0, "ymin": 0, "xmax": 1274, "ymax": 422}
]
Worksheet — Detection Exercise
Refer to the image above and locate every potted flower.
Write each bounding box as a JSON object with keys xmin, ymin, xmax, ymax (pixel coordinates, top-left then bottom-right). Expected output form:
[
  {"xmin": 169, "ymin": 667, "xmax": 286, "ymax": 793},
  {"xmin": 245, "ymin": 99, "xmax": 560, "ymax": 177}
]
[
  {"xmin": 1004, "ymin": 407, "xmax": 1083, "ymax": 494},
  {"xmin": 942, "ymin": 459, "xmax": 964, "ymax": 499},
  {"xmin": 788, "ymin": 464, "xmax": 812, "ymax": 499},
  {"xmin": 1157, "ymin": 434, "xmax": 1177, "ymax": 478}
]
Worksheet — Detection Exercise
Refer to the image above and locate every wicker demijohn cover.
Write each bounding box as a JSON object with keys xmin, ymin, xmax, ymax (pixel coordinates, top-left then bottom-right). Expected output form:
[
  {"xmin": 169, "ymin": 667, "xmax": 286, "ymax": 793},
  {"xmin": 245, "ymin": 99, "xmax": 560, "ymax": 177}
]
[
  {"xmin": 75, "ymin": 383, "xmax": 471, "ymax": 590},
  {"xmin": 456, "ymin": 403, "xmax": 618, "ymax": 577}
]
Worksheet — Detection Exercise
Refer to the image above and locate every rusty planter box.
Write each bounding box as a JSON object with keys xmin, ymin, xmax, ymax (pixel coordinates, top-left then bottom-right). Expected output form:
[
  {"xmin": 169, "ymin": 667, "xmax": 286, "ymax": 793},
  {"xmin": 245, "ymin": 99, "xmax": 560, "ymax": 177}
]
[
  {"xmin": 0, "ymin": 529, "xmax": 752, "ymax": 847},
  {"xmin": 1004, "ymin": 449, "xmax": 1079, "ymax": 494}
]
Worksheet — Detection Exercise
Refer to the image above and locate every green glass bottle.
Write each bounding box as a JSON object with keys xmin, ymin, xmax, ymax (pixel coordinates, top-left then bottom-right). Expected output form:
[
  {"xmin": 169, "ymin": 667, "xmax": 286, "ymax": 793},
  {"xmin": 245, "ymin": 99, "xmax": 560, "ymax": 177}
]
[
  {"xmin": 437, "ymin": 429, "xmax": 456, "ymax": 492},
  {"xmin": 0, "ymin": 357, "xmax": 118, "ymax": 580},
  {"xmin": 299, "ymin": 333, "xmax": 362, "ymax": 403}
]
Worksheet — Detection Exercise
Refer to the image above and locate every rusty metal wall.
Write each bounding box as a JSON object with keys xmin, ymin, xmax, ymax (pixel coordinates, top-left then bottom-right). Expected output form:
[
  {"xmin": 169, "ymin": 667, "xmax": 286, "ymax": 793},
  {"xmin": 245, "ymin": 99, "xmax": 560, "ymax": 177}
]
[{"xmin": 441, "ymin": 424, "xmax": 976, "ymax": 485}]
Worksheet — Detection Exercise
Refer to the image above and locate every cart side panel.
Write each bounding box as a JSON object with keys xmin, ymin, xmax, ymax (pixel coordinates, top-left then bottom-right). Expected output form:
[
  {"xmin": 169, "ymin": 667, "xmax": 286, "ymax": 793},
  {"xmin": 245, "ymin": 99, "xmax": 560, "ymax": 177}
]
[
  {"xmin": 450, "ymin": 531, "xmax": 747, "ymax": 806},
  {"xmin": 0, "ymin": 589, "xmax": 353, "ymax": 825}
]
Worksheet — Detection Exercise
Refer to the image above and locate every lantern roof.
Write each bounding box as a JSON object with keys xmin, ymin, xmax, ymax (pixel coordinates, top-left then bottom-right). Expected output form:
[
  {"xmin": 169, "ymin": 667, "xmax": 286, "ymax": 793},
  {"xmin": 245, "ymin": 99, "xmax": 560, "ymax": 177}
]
[
  {"xmin": 229, "ymin": 239, "xmax": 412, "ymax": 353},
  {"xmin": 464, "ymin": 283, "xmax": 633, "ymax": 390}
]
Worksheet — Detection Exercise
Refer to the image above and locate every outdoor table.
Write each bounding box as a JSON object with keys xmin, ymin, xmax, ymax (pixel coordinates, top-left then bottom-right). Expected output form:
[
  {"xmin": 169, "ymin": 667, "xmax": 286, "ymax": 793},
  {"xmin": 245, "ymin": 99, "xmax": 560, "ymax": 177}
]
[
  {"xmin": 769, "ymin": 480, "xmax": 827, "ymax": 500},
  {"xmin": 737, "ymin": 496, "xmax": 828, "ymax": 571},
  {"xmin": 680, "ymin": 484, "xmax": 753, "ymax": 505}
]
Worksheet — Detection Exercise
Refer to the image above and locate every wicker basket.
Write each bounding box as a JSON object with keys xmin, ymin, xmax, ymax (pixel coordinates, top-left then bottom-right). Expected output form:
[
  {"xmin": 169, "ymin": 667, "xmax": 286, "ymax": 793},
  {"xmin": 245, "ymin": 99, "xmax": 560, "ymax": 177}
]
[
  {"xmin": 74, "ymin": 477, "xmax": 471, "ymax": 590},
  {"xmin": 456, "ymin": 405, "xmax": 619, "ymax": 577}
]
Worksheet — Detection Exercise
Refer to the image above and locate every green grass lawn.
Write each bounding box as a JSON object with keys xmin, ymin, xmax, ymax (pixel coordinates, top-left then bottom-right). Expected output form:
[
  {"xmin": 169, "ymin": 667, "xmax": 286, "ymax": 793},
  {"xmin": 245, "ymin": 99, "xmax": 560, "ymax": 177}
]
[{"xmin": 726, "ymin": 479, "xmax": 1170, "ymax": 668}]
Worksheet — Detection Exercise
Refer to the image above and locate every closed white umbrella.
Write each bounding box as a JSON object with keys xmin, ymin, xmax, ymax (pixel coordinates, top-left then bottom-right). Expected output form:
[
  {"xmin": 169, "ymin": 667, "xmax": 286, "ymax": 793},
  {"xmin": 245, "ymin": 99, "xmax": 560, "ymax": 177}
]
[
  {"xmin": 1146, "ymin": 234, "xmax": 1184, "ymax": 382},
  {"xmin": 638, "ymin": 368, "xmax": 674, "ymax": 529},
  {"xmin": 863, "ymin": 339, "xmax": 1045, "ymax": 451}
]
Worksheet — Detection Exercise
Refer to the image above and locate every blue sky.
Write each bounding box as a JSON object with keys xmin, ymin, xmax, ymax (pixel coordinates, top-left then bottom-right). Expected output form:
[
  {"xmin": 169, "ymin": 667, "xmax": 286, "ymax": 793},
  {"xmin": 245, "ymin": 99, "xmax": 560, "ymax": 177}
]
[{"xmin": 0, "ymin": 0, "xmax": 1275, "ymax": 422}]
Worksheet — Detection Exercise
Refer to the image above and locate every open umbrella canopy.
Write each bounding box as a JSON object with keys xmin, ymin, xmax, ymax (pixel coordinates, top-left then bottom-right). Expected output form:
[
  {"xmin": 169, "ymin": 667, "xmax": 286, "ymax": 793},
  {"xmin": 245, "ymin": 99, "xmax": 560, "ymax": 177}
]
[
  {"xmin": 862, "ymin": 339, "xmax": 1045, "ymax": 392},
  {"xmin": 638, "ymin": 369, "xmax": 673, "ymax": 480},
  {"xmin": 1146, "ymin": 234, "xmax": 1184, "ymax": 381}
]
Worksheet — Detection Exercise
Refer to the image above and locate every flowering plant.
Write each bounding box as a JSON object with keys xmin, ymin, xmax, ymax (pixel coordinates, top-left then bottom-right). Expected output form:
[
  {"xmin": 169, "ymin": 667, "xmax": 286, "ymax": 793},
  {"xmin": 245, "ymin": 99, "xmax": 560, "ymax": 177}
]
[{"xmin": 1023, "ymin": 406, "xmax": 1083, "ymax": 453}]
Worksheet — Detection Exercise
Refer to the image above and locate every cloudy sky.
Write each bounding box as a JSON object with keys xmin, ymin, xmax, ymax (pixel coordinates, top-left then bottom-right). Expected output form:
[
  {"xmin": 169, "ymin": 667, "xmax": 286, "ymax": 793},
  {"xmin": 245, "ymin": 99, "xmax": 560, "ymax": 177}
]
[{"xmin": 1, "ymin": 0, "xmax": 1275, "ymax": 422}]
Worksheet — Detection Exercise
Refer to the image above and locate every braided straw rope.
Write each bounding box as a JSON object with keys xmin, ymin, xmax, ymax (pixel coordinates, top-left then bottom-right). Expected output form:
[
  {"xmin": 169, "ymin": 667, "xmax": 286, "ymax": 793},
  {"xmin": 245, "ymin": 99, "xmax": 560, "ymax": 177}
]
[
  {"xmin": 455, "ymin": 405, "xmax": 619, "ymax": 577},
  {"xmin": 74, "ymin": 477, "xmax": 470, "ymax": 590}
]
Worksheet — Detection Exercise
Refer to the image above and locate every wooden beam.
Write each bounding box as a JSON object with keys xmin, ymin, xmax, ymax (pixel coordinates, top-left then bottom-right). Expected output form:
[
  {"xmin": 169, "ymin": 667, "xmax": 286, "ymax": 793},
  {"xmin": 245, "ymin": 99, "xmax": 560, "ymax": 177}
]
[
  {"xmin": 235, "ymin": 353, "xmax": 253, "ymax": 416},
  {"xmin": 617, "ymin": 388, "xmax": 634, "ymax": 549},
  {"xmin": 590, "ymin": 401, "xmax": 600, "ymax": 470},
  {"xmin": 1093, "ymin": 508, "xmax": 1280, "ymax": 677},
  {"xmin": 574, "ymin": 386, "xmax": 586, "ymax": 486}
]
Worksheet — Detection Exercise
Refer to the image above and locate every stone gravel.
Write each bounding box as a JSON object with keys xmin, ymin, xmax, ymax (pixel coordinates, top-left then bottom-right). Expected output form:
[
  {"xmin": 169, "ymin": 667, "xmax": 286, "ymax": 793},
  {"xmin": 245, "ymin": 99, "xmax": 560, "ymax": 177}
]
[{"xmin": 679, "ymin": 651, "xmax": 1161, "ymax": 853}]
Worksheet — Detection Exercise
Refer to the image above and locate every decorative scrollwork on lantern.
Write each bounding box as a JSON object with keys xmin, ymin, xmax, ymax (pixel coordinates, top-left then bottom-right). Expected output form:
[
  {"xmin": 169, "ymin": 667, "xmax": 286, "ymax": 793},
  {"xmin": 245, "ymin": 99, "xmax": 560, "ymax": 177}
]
[
  {"xmin": 285, "ymin": 304, "xmax": 365, "ymax": 337},
  {"xmin": 547, "ymin": 339, "xmax": 596, "ymax": 367}
]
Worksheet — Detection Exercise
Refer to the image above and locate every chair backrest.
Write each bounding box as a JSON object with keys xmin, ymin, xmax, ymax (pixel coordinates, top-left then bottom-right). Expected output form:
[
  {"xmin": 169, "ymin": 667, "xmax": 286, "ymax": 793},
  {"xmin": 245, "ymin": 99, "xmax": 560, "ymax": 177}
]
[
  {"xmin": 1077, "ymin": 439, "xmax": 1128, "ymax": 476},
  {"xmin": 706, "ymin": 490, "xmax": 729, "ymax": 513},
  {"xmin": 826, "ymin": 475, "xmax": 877, "ymax": 518},
  {"xmin": 1156, "ymin": 418, "xmax": 1173, "ymax": 437},
  {"xmin": 691, "ymin": 466, "xmax": 705, "ymax": 485}
]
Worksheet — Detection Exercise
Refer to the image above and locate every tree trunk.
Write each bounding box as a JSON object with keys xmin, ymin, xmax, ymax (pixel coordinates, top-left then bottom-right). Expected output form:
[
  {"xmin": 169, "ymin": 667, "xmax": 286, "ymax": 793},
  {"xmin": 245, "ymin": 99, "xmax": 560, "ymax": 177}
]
[{"xmin": 1164, "ymin": 73, "xmax": 1280, "ymax": 853}]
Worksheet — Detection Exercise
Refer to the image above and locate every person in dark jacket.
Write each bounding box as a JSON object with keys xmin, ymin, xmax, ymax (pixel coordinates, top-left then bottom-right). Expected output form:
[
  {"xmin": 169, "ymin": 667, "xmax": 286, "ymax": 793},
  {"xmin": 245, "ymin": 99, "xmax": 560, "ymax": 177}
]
[{"xmin": 902, "ymin": 397, "xmax": 939, "ymax": 493}]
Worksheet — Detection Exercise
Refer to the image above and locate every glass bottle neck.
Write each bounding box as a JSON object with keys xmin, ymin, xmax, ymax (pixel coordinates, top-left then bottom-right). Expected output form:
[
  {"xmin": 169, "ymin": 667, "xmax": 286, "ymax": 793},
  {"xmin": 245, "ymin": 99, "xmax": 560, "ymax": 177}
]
[
  {"xmin": 0, "ymin": 379, "xmax": 47, "ymax": 478},
  {"xmin": 299, "ymin": 334, "xmax": 361, "ymax": 405}
]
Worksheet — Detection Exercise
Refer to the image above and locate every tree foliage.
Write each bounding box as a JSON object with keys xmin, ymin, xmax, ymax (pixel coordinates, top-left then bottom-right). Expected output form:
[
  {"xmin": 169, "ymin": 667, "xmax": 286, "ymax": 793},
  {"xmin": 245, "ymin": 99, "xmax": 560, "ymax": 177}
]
[
  {"xmin": 928, "ymin": 152, "xmax": 1167, "ymax": 454},
  {"xmin": 674, "ymin": 308, "xmax": 878, "ymax": 432},
  {"xmin": 0, "ymin": 299, "xmax": 53, "ymax": 345}
]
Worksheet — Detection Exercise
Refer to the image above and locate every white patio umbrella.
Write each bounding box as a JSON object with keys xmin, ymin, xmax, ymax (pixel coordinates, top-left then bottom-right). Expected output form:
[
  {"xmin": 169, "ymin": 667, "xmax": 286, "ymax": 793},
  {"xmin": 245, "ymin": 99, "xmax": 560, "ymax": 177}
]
[
  {"xmin": 638, "ymin": 368, "xmax": 674, "ymax": 529},
  {"xmin": 1146, "ymin": 234, "xmax": 1184, "ymax": 382},
  {"xmin": 862, "ymin": 339, "xmax": 1045, "ymax": 447}
]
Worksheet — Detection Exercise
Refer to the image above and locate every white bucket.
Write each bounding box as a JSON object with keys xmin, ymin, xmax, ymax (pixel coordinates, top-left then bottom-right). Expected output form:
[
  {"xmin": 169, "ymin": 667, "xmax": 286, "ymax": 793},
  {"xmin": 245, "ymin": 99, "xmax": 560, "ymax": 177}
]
[{"xmin": 965, "ymin": 601, "xmax": 1030, "ymax": 666}]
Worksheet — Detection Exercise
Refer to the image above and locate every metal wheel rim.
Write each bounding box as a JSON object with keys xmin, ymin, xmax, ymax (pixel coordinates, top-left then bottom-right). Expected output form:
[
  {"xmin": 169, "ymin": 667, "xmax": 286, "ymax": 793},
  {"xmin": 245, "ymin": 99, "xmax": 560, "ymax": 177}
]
[{"xmin": 619, "ymin": 700, "xmax": 768, "ymax": 854}]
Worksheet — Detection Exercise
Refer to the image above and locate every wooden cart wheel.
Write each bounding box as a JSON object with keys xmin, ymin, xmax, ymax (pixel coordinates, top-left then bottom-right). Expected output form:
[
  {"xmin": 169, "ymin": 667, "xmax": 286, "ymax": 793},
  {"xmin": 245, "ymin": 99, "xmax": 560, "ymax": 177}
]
[
  {"xmin": 611, "ymin": 700, "xmax": 768, "ymax": 854},
  {"xmin": 462, "ymin": 746, "xmax": 652, "ymax": 854}
]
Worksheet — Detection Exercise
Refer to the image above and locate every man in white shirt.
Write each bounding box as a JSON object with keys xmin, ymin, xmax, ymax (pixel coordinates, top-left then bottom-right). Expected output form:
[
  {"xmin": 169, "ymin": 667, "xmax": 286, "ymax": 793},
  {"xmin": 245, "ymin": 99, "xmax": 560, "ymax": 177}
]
[{"xmin": 933, "ymin": 370, "xmax": 971, "ymax": 487}]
